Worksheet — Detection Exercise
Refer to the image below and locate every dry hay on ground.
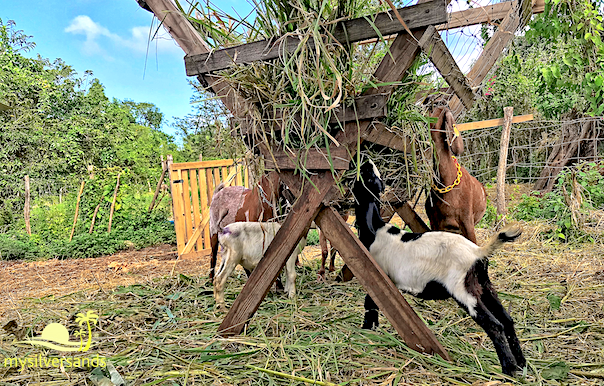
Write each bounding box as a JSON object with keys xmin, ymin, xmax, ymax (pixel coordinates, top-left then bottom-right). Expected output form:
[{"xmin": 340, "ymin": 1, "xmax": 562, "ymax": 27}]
[{"xmin": 1, "ymin": 221, "xmax": 604, "ymax": 385}]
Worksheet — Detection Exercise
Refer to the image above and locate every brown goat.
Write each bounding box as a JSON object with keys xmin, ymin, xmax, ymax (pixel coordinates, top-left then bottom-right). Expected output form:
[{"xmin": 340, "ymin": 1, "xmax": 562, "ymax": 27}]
[
  {"xmin": 425, "ymin": 106, "xmax": 486, "ymax": 244},
  {"xmin": 209, "ymin": 171, "xmax": 281, "ymax": 279},
  {"xmin": 317, "ymin": 213, "xmax": 349, "ymax": 281}
]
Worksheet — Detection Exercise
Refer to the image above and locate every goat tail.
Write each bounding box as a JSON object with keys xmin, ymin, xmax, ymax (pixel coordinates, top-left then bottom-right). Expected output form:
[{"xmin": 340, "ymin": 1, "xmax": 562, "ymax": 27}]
[
  {"xmin": 479, "ymin": 225, "xmax": 522, "ymax": 258},
  {"xmin": 213, "ymin": 182, "xmax": 226, "ymax": 195}
]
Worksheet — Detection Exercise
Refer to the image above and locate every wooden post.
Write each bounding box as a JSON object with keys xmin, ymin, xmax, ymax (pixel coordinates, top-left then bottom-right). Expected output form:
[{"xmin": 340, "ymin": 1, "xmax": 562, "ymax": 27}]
[
  {"xmin": 24, "ymin": 175, "xmax": 31, "ymax": 235},
  {"xmin": 89, "ymin": 203, "xmax": 101, "ymax": 234},
  {"xmin": 107, "ymin": 173, "xmax": 121, "ymax": 234},
  {"xmin": 149, "ymin": 158, "xmax": 168, "ymax": 213},
  {"xmin": 69, "ymin": 180, "xmax": 86, "ymax": 241},
  {"xmin": 315, "ymin": 207, "xmax": 450, "ymax": 360},
  {"xmin": 218, "ymin": 172, "xmax": 335, "ymax": 336},
  {"xmin": 496, "ymin": 107, "xmax": 513, "ymax": 218}
]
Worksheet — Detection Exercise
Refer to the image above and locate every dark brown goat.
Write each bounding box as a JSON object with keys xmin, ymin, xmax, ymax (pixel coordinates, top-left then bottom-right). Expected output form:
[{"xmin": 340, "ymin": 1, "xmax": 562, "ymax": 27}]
[
  {"xmin": 426, "ymin": 106, "xmax": 486, "ymax": 243},
  {"xmin": 208, "ymin": 171, "xmax": 281, "ymax": 279}
]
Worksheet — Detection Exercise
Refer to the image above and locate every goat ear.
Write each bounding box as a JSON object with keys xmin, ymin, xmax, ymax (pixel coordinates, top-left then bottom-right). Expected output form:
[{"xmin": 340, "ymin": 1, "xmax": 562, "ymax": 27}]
[{"xmin": 446, "ymin": 110, "xmax": 464, "ymax": 156}]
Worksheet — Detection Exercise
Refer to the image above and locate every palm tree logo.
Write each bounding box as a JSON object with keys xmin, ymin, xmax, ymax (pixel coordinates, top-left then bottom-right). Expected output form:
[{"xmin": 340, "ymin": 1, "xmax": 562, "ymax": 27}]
[{"xmin": 16, "ymin": 310, "xmax": 99, "ymax": 352}]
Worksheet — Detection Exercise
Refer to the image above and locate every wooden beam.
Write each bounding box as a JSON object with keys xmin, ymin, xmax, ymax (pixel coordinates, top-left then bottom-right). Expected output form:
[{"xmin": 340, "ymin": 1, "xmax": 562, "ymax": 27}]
[
  {"xmin": 264, "ymin": 147, "xmax": 350, "ymax": 170},
  {"xmin": 394, "ymin": 202, "xmax": 431, "ymax": 233},
  {"xmin": 356, "ymin": 0, "xmax": 546, "ymax": 45},
  {"xmin": 218, "ymin": 172, "xmax": 335, "ymax": 336},
  {"xmin": 315, "ymin": 207, "xmax": 449, "ymax": 359},
  {"xmin": 361, "ymin": 122, "xmax": 413, "ymax": 153},
  {"xmin": 437, "ymin": 0, "xmax": 545, "ymax": 31},
  {"xmin": 184, "ymin": 0, "xmax": 446, "ymax": 76},
  {"xmin": 330, "ymin": 94, "xmax": 389, "ymax": 124},
  {"xmin": 456, "ymin": 114, "xmax": 533, "ymax": 132},
  {"xmin": 419, "ymin": 26, "xmax": 476, "ymax": 110}
]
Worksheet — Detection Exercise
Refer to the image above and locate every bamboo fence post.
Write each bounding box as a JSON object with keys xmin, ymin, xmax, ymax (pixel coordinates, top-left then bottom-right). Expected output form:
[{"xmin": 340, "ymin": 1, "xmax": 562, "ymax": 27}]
[
  {"xmin": 89, "ymin": 203, "xmax": 101, "ymax": 234},
  {"xmin": 107, "ymin": 173, "xmax": 121, "ymax": 234},
  {"xmin": 69, "ymin": 180, "xmax": 86, "ymax": 241},
  {"xmin": 149, "ymin": 157, "xmax": 168, "ymax": 213},
  {"xmin": 24, "ymin": 175, "xmax": 31, "ymax": 235},
  {"xmin": 496, "ymin": 106, "xmax": 514, "ymax": 218}
]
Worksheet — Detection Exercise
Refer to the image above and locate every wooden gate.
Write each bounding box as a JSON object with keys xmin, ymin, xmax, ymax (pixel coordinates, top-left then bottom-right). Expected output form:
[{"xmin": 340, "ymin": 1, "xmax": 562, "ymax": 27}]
[{"xmin": 169, "ymin": 159, "xmax": 249, "ymax": 258}]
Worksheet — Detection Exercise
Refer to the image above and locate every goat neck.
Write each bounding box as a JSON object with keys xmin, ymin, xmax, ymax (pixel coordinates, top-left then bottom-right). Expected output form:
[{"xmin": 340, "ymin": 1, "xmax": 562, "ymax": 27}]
[
  {"xmin": 430, "ymin": 107, "xmax": 463, "ymax": 188},
  {"xmin": 353, "ymin": 162, "xmax": 386, "ymax": 249}
]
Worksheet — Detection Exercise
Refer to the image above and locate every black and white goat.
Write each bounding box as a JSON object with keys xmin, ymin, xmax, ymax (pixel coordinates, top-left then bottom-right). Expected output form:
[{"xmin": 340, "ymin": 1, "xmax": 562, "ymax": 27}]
[
  {"xmin": 213, "ymin": 222, "xmax": 306, "ymax": 310},
  {"xmin": 353, "ymin": 161, "xmax": 525, "ymax": 376}
]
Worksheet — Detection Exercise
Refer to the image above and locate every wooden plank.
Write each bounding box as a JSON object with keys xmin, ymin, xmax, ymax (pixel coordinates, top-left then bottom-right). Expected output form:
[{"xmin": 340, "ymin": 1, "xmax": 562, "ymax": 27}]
[
  {"xmin": 221, "ymin": 166, "xmax": 228, "ymax": 185},
  {"xmin": 330, "ymin": 94, "xmax": 388, "ymax": 124},
  {"xmin": 184, "ymin": 0, "xmax": 446, "ymax": 76},
  {"xmin": 218, "ymin": 172, "xmax": 335, "ymax": 336},
  {"xmin": 171, "ymin": 159, "xmax": 234, "ymax": 170},
  {"xmin": 206, "ymin": 168, "xmax": 215, "ymax": 206},
  {"xmin": 456, "ymin": 114, "xmax": 533, "ymax": 131},
  {"xmin": 235, "ymin": 165, "xmax": 244, "ymax": 187},
  {"xmin": 197, "ymin": 168, "xmax": 211, "ymax": 249},
  {"xmin": 182, "ymin": 208, "xmax": 211, "ymax": 255},
  {"xmin": 170, "ymin": 169, "xmax": 187, "ymax": 254},
  {"xmin": 189, "ymin": 169, "xmax": 203, "ymax": 251},
  {"xmin": 419, "ymin": 26, "xmax": 476, "ymax": 110},
  {"xmin": 315, "ymin": 207, "xmax": 449, "ymax": 359},
  {"xmin": 394, "ymin": 202, "xmax": 431, "ymax": 233},
  {"xmin": 180, "ymin": 170, "xmax": 194, "ymax": 241},
  {"xmin": 362, "ymin": 122, "xmax": 413, "ymax": 153},
  {"xmin": 264, "ymin": 147, "xmax": 350, "ymax": 170},
  {"xmin": 437, "ymin": 0, "xmax": 545, "ymax": 31}
]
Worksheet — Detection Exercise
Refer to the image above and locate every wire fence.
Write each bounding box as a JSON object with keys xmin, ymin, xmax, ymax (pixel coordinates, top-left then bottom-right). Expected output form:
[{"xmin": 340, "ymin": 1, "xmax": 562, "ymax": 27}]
[{"xmin": 457, "ymin": 116, "xmax": 604, "ymax": 186}]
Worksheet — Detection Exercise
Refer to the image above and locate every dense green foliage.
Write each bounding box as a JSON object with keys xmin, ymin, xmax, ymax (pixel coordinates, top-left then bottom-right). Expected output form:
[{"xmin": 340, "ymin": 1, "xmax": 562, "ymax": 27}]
[{"xmin": 467, "ymin": 0, "xmax": 604, "ymax": 121}]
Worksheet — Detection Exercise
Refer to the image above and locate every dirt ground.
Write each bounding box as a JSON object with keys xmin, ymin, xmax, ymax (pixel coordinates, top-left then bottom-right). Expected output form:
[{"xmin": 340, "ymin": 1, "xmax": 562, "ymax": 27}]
[{"xmin": 0, "ymin": 241, "xmax": 329, "ymax": 318}]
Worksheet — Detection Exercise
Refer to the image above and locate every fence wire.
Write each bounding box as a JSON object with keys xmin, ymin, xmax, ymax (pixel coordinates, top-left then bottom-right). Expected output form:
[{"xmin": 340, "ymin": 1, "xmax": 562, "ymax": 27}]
[{"xmin": 457, "ymin": 116, "xmax": 604, "ymax": 186}]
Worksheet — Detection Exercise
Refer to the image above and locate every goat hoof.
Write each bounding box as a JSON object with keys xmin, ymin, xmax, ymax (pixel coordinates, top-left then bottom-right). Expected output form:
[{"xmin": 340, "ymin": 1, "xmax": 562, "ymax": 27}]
[{"xmin": 317, "ymin": 273, "xmax": 326, "ymax": 282}]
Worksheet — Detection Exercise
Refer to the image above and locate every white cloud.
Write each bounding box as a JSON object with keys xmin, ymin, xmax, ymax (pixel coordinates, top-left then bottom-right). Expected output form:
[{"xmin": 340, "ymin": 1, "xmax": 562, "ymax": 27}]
[{"xmin": 65, "ymin": 15, "xmax": 181, "ymax": 59}]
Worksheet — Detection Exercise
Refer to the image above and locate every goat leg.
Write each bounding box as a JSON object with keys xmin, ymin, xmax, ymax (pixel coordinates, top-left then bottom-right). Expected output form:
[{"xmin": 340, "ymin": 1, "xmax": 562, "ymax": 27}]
[
  {"xmin": 461, "ymin": 298, "xmax": 519, "ymax": 376},
  {"xmin": 362, "ymin": 294, "xmax": 379, "ymax": 330},
  {"xmin": 482, "ymin": 283, "xmax": 526, "ymax": 369},
  {"xmin": 209, "ymin": 233, "xmax": 219, "ymax": 279}
]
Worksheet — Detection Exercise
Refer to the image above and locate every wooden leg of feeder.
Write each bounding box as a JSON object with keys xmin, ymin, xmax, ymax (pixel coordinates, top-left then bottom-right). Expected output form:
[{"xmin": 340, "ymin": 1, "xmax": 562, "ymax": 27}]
[
  {"xmin": 394, "ymin": 202, "xmax": 431, "ymax": 233},
  {"xmin": 217, "ymin": 171, "xmax": 335, "ymax": 336},
  {"xmin": 315, "ymin": 207, "xmax": 450, "ymax": 360}
]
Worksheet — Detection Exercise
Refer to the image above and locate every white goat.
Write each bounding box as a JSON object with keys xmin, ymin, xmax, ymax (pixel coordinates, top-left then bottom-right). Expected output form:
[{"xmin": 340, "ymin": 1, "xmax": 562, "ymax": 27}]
[
  {"xmin": 353, "ymin": 160, "xmax": 525, "ymax": 376},
  {"xmin": 214, "ymin": 222, "xmax": 306, "ymax": 310}
]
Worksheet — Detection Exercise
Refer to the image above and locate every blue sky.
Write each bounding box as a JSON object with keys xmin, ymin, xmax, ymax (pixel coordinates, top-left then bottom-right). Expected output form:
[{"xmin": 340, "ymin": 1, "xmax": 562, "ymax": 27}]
[{"xmin": 2, "ymin": 0, "xmax": 252, "ymax": 137}]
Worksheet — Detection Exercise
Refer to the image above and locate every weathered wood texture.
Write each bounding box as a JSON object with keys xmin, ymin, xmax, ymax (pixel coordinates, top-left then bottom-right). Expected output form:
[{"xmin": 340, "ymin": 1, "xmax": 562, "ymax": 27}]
[
  {"xmin": 438, "ymin": 0, "xmax": 544, "ymax": 31},
  {"xmin": 361, "ymin": 123, "xmax": 413, "ymax": 153},
  {"xmin": 496, "ymin": 107, "xmax": 514, "ymax": 217},
  {"xmin": 264, "ymin": 147, "xmax": 350, "ymax": 170},
  {"xmin": 419, "ymin": 26, "xmax": 476, "ymax": 110},
  {"xmin": 184, "ymin": 0, "xmax": 446, "ymax": 75},
  {"xmin": 218, "ymin": 172, "xmax": 335, "ymax": 336},
  {"xmin": 315, "ymin": 207, "xmax": 449, "ymax": 359},
  {"xmin": 456, "ymin": 114, "xmax": 533, "ymax": 132}
]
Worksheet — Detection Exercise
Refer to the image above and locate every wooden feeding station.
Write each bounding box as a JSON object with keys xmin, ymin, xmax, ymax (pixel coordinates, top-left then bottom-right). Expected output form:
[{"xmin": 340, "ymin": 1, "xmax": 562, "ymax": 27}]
[{"xmin": 138, "ymin": 0, "xmax": 544, "ymax": 360}]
